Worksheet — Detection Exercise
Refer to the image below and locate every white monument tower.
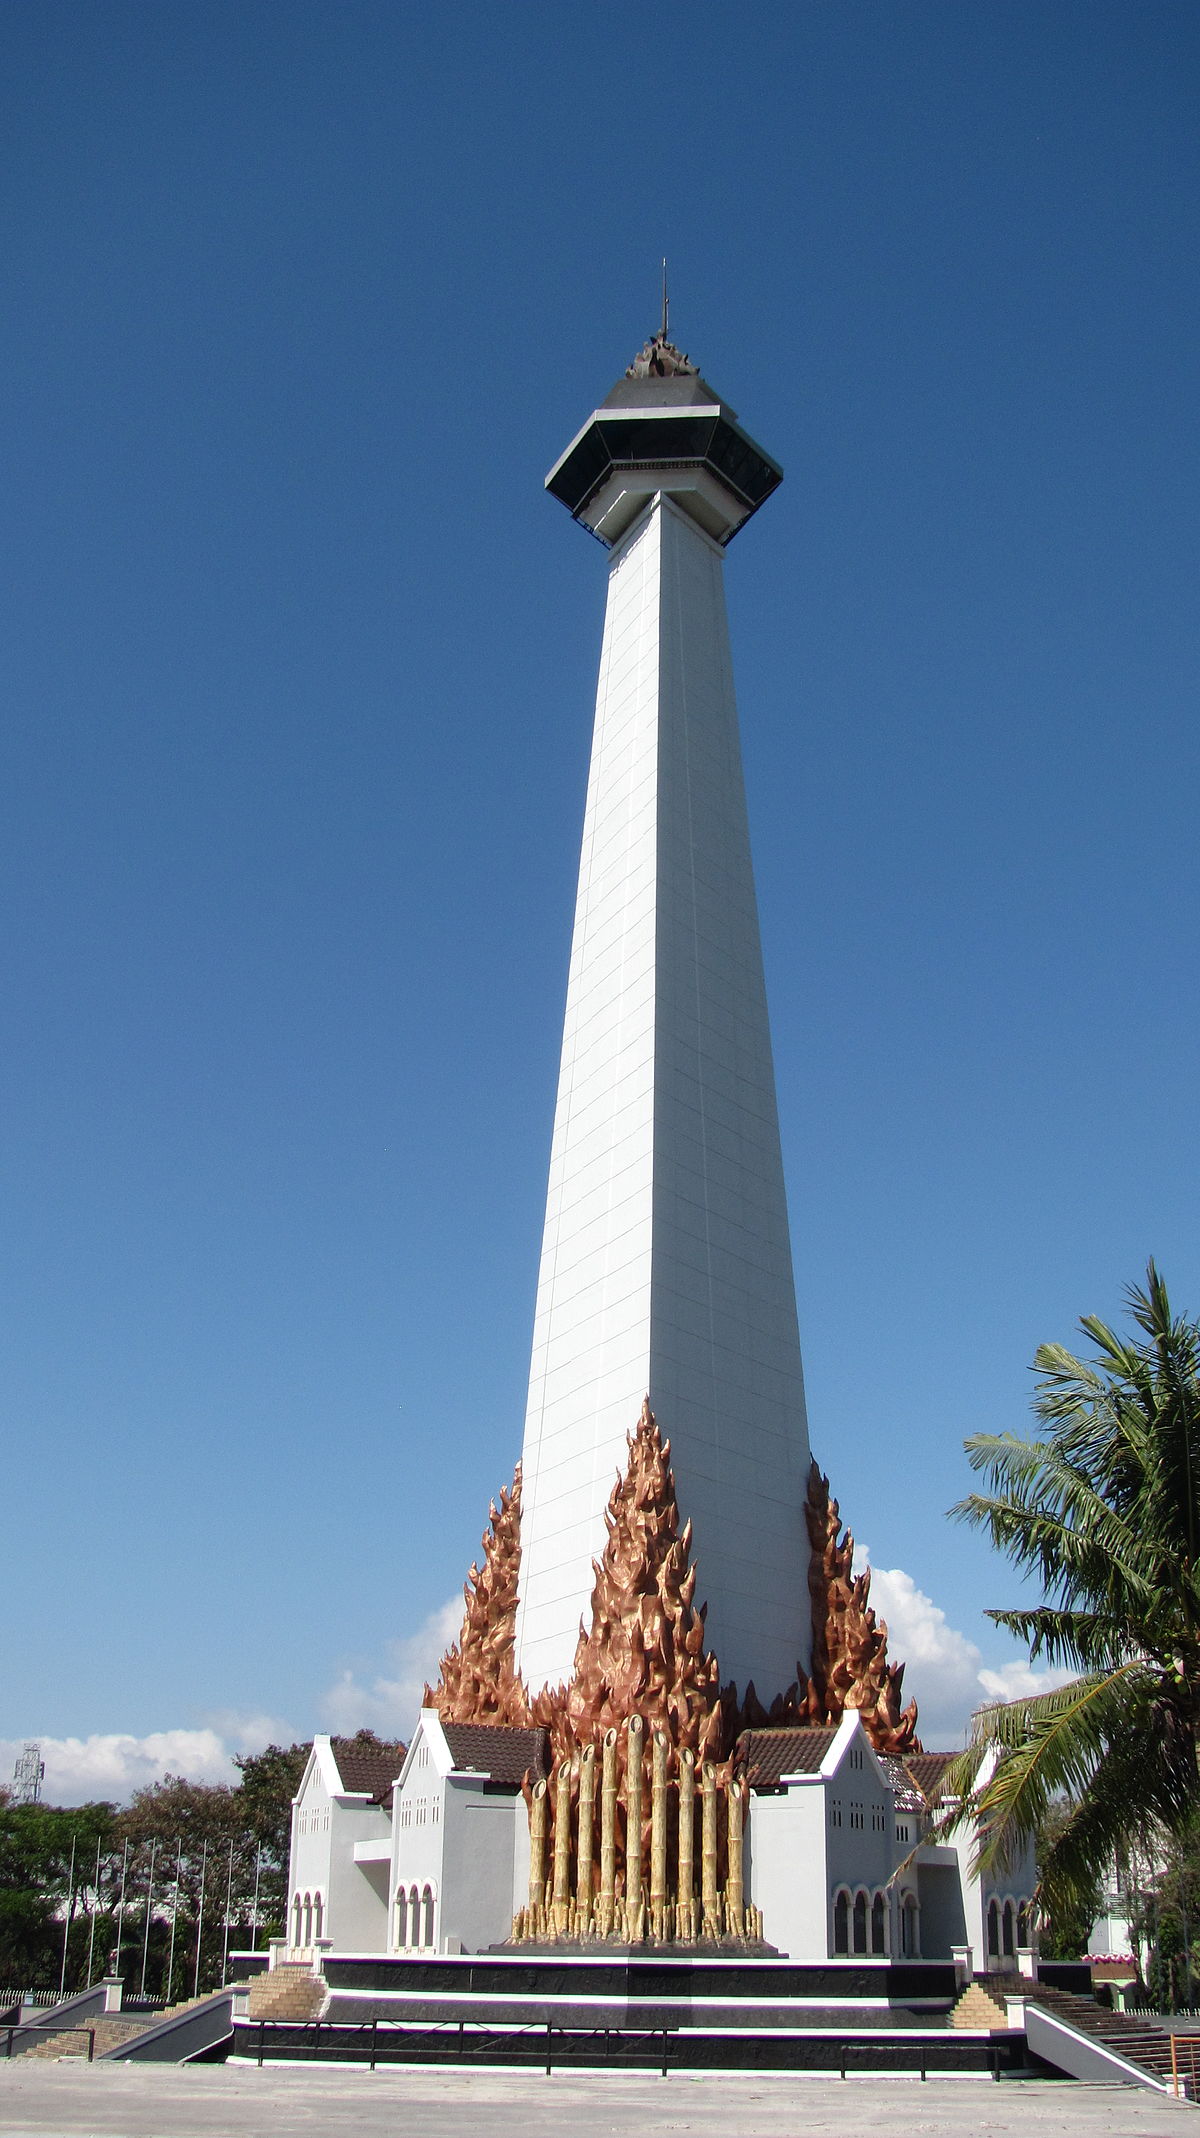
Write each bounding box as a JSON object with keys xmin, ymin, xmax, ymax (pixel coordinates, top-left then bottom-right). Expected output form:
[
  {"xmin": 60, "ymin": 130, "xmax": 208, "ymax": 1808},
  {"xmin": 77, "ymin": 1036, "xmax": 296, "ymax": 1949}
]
[{"xmin": 514, "ymin": 327, "xmax": 812, "ymax": 1703}]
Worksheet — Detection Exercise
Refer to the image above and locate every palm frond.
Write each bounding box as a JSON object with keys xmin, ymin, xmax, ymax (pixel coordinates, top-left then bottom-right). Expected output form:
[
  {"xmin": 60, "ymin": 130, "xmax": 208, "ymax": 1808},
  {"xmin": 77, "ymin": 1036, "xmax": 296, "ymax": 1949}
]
[
  {"xmin": 1039, "ymin": 1695, "xmax": 1200, "ymax": 1914},
  {"xmin": 929, "ymin": 1667, "xmax": 1146, "ymax": 1880}
]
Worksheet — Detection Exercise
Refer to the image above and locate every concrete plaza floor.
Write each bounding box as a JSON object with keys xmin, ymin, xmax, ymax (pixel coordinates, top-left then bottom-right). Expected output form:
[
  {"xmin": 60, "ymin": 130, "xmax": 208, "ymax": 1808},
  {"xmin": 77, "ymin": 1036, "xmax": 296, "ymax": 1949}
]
[{"xmin": 0, "ymin": 2063, "xmax": 1195, "ymax": 2138}]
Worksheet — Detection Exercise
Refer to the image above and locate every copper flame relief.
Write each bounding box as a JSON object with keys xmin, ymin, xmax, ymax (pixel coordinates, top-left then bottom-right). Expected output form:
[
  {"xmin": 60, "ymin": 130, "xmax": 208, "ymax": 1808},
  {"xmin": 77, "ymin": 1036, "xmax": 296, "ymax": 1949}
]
[
  {"xmin": 425, "ymin": 1462, "xmax": 527, "ymax": 1727},
  {"xmin": 797, "ymin": 1460, "xmax": 920, "ymax": 1756},
  {"xmin": 529, "ymin": 1398, "xmax": 726, "ymax": 1774},
  {"xmin": 429, "ymin": 1400, "xmax": 918, "ymax": 1943}
]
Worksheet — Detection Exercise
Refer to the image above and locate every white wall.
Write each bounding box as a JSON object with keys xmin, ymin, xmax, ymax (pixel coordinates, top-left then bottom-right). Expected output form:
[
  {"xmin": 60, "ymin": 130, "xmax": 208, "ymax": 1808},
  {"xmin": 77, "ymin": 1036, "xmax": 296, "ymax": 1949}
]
[
  {"xmin": 288, "ymin": 1740, "xmax": 391, "ymax": 1953},
  {"xmin": 440, "ymin": 1784, "xmax": 523, "ymax": 1954},
  {"xmin": 324, "ymin": 1809, "xmax": 390, "ymax": 1951},
  {"xmin": 389, "ymin": 1730, "xmax": 446, "ymax": 1951},
  {"xmin": 747, "ymin": 1787, "xmax": 829, "ymax": 1959}
]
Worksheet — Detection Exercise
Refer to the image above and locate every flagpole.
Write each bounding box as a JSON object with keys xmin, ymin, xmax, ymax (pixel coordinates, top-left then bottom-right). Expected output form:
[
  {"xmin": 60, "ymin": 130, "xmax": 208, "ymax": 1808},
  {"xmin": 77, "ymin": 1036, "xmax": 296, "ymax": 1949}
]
[
  {"xmin": 86, "ymin": 1834, "xmax": 102, "ymax": 1984},
  {"xmin": 221, "ymin": 1836, "xmax": 234, "ymax": 1985},
  {"xmin": 59, "ymin": 1833, "xmax": 77, "ymax": 1999},
  {"xmin": 112, "ymin": 1839, "xmax": 129, "ymax": 1979},
  {"xmin": 193, "ymin": 1839, "xmax": 208, "ymax": 1998},
  {"xmin": 165, "ymin": 1840, "xmax": 182, "ymax": 2003},
  {"xmin": 140, "ymin": 1837, "xmax": 158, "ymax": 1999}
]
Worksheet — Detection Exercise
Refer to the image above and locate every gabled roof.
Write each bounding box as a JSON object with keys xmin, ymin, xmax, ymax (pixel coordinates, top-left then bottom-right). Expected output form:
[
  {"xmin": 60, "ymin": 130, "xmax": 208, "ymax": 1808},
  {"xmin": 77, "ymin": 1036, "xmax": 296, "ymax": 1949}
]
[
  {"xmin": 876, "ymin": 1755, "xmax": 927, "ymax": 1813},
  {"xmin": 328, "ymin": 1737, "xmax": 406, "ymax": 1803},
  {"xmin": 903, "ymin": 1752, "xmax": 958, "ymax": 1805},
  {"xmin": 440, "ymin": 1722, "xmax": 549, "ymax": 1787},
  {"xmin": 735, "ymin": 1727, "xmax": 841, "ymax": 1784}
]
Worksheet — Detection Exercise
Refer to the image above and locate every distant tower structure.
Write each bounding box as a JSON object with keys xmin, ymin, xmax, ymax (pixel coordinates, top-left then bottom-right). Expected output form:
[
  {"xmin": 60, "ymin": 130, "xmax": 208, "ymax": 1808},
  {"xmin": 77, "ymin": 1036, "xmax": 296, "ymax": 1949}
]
[
  {"xmin": 513, "ymin": 327, "xmax": 812, "ymax": 1701},
  {"xmin": 12, "ymin": 1742, "xmax": 45, "ymax": 1805}
]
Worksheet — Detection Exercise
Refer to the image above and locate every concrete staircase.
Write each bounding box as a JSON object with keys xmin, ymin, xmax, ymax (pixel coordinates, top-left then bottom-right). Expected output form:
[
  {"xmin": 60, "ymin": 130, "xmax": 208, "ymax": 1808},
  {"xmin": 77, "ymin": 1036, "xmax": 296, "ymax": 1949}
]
[
  {"xmin": 1026, "ymin": 1983, "xmax": 1193, "ymax": 2096},
  {"xmin": 951, "ymin": 1983, "xmax": 1009, "ymax": 2030},
  {"xmin": 21, "ymin": 1996, "xmax": 207, "ymax": 2060},
  {"xmin": 245, "ymin": 1965, "xmax": 327, "ymax": 2022}
]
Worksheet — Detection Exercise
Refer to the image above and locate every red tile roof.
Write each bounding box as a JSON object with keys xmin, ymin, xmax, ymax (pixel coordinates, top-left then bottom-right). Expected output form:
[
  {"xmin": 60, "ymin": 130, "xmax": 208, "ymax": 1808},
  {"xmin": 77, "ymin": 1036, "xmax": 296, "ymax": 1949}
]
[
  {"xmin": 441, "ymin": 1723, "xmax": 549, "ymax": 1787},
  {"xmin": 329, "ymin": 1738, "xmax": 407, "ymax": 1802},
  {"xmin": 876, "ymin": 1755, "xmax": 927, "ymax": 1813},
  {"xmin": 903, "ymin": 1751, "xmax": 958, "ymax": 1804},
  {"xmin": 735, "ymin": 1727, "xmax": 841, "ymax": 1784}
]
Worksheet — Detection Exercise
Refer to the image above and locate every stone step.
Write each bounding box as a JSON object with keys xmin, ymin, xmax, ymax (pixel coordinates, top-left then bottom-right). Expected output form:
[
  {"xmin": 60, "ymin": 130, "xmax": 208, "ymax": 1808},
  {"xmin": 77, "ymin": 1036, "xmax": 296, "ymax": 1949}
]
[
  {"xmin": 951, "ymin": 1985, "xmax": 1009, "ymax": 2030},
  {"xmin": 246, "ymin": 1969, "xmax": 326, "ymax": 2022}
]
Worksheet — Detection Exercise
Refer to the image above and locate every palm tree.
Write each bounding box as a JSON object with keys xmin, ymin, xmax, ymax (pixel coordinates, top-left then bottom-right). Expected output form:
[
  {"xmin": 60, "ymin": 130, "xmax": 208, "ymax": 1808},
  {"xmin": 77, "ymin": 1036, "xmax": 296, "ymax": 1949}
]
[{"xmin": 944, "ymin": 1262, "xmax": 1200, "ymax": 1918}]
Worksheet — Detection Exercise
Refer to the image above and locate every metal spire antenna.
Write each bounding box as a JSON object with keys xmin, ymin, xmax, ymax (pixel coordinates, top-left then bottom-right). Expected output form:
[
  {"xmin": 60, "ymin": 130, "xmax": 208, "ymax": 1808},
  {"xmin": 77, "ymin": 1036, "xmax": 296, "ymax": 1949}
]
[
  {"xmin": 661, "ymin": 256, "xmax": 669, "ymax": 339},
  {"xmin": 12, "ymin": 1742, "xmax": 44, "ymax": 1805}
]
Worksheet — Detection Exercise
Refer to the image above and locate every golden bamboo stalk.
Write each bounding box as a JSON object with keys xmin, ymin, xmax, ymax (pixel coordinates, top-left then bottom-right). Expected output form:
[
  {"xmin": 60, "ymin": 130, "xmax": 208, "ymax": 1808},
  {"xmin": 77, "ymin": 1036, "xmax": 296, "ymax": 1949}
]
[
  {"xmin": 701, "ymin": 1762, "xmax": 719, "ymax": 1938},
  {"xmin": 528, "ymin": 1778, "xmax": 548, "ymax": 1925},
  {"xmin": 725, "ymin": 1774, "xmax": 745, "ymax": 1935},
  {"xmin": 625, "ymin": 1717, "xmax": 645, "ymax": 1929},
  {"xmin": 552, "ymin": 1760, "xmax": 573, "ymax": 1935},
  {"xmin": 576, "ymin": 1744, "xmax": 596, "ymax": 1935},
  {"xmin": 599, "ymin": 1728, "xmax": 618, "ymax": 1938},
  {"xmin": 650, "ymin": 1730, "xmax": 669, "ymax": 1940},
  {"xmin": 677, "ymin": 1747, "xmax": 696, "ymax": 1944}
]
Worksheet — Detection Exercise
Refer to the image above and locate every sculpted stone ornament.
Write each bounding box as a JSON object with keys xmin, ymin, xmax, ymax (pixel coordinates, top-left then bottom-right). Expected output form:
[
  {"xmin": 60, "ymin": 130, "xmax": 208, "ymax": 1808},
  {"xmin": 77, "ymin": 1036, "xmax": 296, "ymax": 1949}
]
[
  {"xmin": 426, "ymin": 1463, "xmax": 527, "ymax": 1726},
  {"xmin": 798, "ymin": 1461, "xmax": 920, "ymax": 1755},
  {"xmin": 625, "ymin": 333, "xmax": 698, "ymax": 381}
]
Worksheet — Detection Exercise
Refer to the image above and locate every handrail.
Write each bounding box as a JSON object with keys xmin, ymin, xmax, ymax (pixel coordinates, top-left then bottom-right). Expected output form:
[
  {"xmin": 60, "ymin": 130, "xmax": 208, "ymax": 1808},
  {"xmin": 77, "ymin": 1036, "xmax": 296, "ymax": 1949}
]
[
  {"xmin": 253, "ymin": 2015, "xmax": 677, "ymax": 2075},
  {"xmin": 1170, "ymin": 2032, "xmax": 1199, "ymax": 2100}
]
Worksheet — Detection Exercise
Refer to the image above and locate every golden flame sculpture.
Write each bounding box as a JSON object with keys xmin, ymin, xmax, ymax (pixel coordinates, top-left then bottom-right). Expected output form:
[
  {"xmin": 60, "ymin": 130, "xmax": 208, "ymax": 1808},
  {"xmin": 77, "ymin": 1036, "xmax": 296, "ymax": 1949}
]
[
  {"xmin": 797, "ymin": 1461, "xmax": 920, "ymax": 1756},
  {"xmin": 429, "ymin": 1403, "xmax": 918, "ymax": 1940},
  {"xmin": 425, "ymin": 1462, "xmax": 527, "ymax": 1726}
]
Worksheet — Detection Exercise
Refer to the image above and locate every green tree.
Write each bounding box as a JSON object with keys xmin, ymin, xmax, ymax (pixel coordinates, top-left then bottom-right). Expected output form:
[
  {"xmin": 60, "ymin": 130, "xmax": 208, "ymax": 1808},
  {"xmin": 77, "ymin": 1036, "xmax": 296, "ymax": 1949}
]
[
  {"xmin": 944, "ymin": 1263, "xmax": 1200, "ymax": 1920},
  {"xmin": 233, "ymin": 1742, "xmax": 310, "ymax": 1940},
  {"xmin": 117, "ymin": 1776, "xmax": 261, "ymax": 2000},
  {"xmin": 0, "ymin": 1800, "xmax": 116, "ymax": 1990},
  {"xmin": 1034, "ymin": 1800, "xmax": 1104, "ymax": 1960}
]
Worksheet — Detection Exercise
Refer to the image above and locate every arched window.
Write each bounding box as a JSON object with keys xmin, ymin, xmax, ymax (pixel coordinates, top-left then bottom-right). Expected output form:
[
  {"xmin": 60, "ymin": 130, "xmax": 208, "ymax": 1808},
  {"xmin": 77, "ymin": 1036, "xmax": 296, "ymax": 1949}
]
[
  {"xmin": 852, "ymin": 1890, "xmax": 868, "ymax": 1955},
  {"xmin": 302, "ymin": 1893, "xmax": 313, "ymax": 1946},
  {"xmin": 1002, "ymin": 1900, "xmax": 1015, "ymax": 1958},
  {"xmin": 313, "ymin": 1893, "xmax": 324, "ymax": 1943},
  {"xmin": 987, "ymin": 1898, "xmax": 1000, "ymax": 1958},
  {"xmin": 833, "ymin": 1889, "xmax": 850, "ymax": 1955},
  {"xmin": 395, "ymin": 1890, "xmax": 408, "ymax": 1949},
  {"xmin": 423, "ymin": 1884, "xmax": 435, "ymax": 1950},
  {"xmin": 1017, "ymin": 1902, "xmax": 1030, "ymax": 1947},
  {"xmin": 871, "ymin": 1892, "xmax": 887, "ymax": 1955},
  {"xmin": 410, "ymin": 1885, "xmax": 421, "ymax": 1949},
  {"xmin": 901, "ymin": 1894, "xmax": 919, "ymax": 1958}
]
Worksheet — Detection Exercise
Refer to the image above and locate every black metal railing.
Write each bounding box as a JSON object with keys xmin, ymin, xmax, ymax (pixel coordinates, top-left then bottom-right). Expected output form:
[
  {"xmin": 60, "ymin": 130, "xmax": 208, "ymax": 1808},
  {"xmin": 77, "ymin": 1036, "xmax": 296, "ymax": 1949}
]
[{"xmin": 246, "ymin": 2016, "xmax": 1010, "ymax": 2082}]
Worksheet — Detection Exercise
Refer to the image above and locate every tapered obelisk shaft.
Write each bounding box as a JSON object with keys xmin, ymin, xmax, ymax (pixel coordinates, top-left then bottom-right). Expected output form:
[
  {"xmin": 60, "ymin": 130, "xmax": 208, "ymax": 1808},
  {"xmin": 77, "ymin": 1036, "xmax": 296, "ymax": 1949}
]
[{"xmin": 515, "ymin": 336, "xmax": 810, "ymax": 1701}]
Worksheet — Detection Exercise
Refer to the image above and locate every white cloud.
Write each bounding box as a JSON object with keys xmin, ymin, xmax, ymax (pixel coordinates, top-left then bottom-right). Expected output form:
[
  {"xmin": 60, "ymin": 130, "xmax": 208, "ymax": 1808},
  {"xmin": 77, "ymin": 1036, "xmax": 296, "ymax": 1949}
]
[
  {"xmin": 0, "ymin": 1711, "xmax": 295, "ymax": 1808},
  {"xmin": 977, "ymin": 1658, "xmax": 1077, "ymax": 1705},
  {"xmin": 853, "ymin": 1548, "xmax": 1076, "ymax": 1748},
  {"xmin": 320, "ymin": 1597, "xmax": 463, "ymax": 1739}
]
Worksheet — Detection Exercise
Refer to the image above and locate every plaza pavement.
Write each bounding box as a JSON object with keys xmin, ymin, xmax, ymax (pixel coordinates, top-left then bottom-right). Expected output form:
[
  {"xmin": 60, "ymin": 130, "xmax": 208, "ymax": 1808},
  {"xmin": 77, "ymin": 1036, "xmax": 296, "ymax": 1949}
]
[{"xmin": 0, "ymin": 2062, "xmax": 1195, "ymax": 2138}]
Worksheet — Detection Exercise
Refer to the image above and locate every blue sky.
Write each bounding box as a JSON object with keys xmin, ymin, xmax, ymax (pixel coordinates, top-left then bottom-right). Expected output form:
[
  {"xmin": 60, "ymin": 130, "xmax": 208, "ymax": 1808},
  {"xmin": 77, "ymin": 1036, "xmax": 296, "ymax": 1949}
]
[{"xmin": 3, "ymin": 1, "xmax": 1197, "ymax": 1800}]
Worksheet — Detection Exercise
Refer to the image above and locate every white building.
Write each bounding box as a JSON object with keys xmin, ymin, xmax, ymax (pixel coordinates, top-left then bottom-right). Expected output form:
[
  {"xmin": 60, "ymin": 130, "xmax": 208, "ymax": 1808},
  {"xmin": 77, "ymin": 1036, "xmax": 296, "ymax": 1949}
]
[
  {"xmin": 287, "ymin": 1735, "xmax": 403, "ymax": 1957},
  {"xmin": 288, "ymin": 1710, "xmax": 1033, "ymax": 1971},
  {"xmin": 386, "ymin": 1714, "xmax": 545, "ymax": 1957}
]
